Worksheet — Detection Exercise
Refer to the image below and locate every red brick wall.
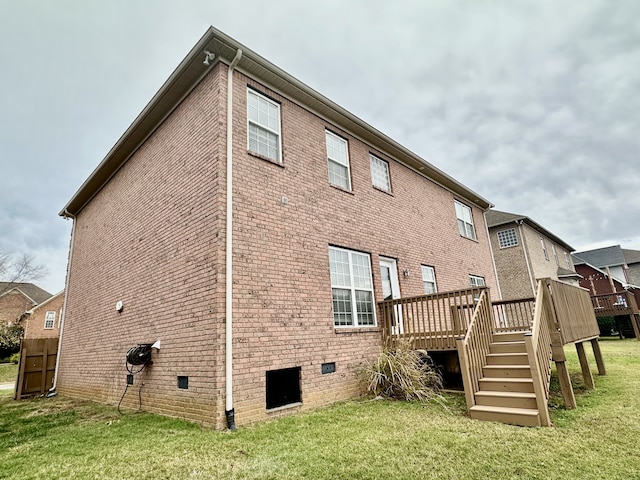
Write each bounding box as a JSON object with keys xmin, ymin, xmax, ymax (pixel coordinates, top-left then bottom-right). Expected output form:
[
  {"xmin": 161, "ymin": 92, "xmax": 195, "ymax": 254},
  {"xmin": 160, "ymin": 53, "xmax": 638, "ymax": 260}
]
[
  {"xmin": 24, "ymin": 294, "xmax": 65, "ymax": 339},
  {"xmin": 60, "ymin": 63, "xmax": 497, "ymax": 429},
  {"xmin": 0, "ymin": 291, "xmax": 35, "ymax": 326}
]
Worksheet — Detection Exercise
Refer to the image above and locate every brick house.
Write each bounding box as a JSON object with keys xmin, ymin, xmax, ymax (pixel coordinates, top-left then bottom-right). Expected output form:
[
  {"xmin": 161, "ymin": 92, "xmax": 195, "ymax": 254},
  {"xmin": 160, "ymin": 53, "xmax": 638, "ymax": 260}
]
[
  {"xmin": 486, "ymin": 210, "xmax": 580, "ymax": 300},
  {"xmin": 23, "ymin": 290, "xmax": 65, "ymax": 339},
  {"xmin": 0, "ymin": 282, "xmax": 52, "ymax": 326},
  {"xmin": 57, "ymin": 27, "xmax": 498, "ymax": 429}
]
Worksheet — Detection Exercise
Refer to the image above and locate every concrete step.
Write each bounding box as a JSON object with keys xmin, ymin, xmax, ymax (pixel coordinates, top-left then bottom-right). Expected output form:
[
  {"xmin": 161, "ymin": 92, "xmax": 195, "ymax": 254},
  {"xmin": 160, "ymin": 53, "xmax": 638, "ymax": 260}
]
[
  {"xmin": 470, "ymin": 405, "xmax": 541, "ymax": 427},
  {"xmin": 486, "ymin": 352, "xmax": 529, "ymax": 365},
  {"xmin": 478, "ymin": 377, "xmax": 534, "ymax": 393},
  {"xmin": 483, "ymin": 365, "xmax": 532, "ymax": 378},
  {"xmin": 475, "ymin": 390, "xmax": 538, "ymax": 409},
  {"xmin": 489, "ymin": 341, "xmax": 527, "ymax": 354},
  {"xmin": 492, "ymin": 331, "xmax": 526, "ymax": 343}
]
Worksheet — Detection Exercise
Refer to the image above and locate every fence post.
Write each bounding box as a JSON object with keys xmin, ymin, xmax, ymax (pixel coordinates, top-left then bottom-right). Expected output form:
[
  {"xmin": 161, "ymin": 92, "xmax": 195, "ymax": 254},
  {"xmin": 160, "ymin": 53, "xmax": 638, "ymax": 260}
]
[
  {"xmin": 15, "ymin": 346, "xmax": 27, "ymax": 400},
  {"xmin": 456, "ymin": 336, "xmax": 475, "ymax": 409}
]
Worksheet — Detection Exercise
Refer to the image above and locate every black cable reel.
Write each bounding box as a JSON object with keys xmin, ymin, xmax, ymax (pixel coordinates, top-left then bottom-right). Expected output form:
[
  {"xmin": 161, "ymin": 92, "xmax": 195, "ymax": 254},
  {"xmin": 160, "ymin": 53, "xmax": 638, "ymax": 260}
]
[{"xmin": 118, "ymin": 341, "xmax": 160, "ymax": 414}]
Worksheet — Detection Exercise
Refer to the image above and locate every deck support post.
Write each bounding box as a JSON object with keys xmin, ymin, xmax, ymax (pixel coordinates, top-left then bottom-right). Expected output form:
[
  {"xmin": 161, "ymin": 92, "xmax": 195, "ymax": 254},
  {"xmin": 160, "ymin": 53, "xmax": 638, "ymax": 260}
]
[
  {"xmin": 590, "ymin": 338, "xmax": 606, "ymax": 375},
  {"xmin": 631, "ymin": 314, "xmax": 640, "ymax": 341},
  {"xmin": 575, "ymin": 342, "xmax": 594, "ymax": 390},
  {"xmin": 551, "ymin": 331, "xmax": 576, "ymax": 409}
]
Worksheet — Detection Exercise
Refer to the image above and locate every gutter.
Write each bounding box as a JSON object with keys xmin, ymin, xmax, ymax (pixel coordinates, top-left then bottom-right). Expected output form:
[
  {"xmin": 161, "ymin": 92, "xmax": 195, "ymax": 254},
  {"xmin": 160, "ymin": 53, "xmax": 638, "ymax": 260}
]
[
  {"xmin": 50, "ymin": 209, "xmax": 76, "ymax": 394},
  {"xmin": 225, "ymin": 48, "xmax": 243, "ymax": 431}
]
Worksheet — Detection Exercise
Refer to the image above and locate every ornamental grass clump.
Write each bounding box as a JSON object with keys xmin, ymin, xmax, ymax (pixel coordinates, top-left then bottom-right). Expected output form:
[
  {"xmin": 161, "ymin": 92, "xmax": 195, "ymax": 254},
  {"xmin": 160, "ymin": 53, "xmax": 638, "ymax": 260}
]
[{"xmin": 362, "ymin": 340, "xmax": 443, "ymax": 402}]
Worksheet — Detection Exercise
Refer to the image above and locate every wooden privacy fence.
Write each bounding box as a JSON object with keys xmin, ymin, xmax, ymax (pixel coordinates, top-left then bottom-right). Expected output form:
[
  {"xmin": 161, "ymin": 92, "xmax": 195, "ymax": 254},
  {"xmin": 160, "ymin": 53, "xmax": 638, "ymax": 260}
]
[
  {"xmin": 14, "ymin": 337, "xmax": 59, "ymax": 399},
  {"xmin": 378, "ymin": 287, "xmax": 486, "ymax": 350},
  {"xmin": 545, "ymin": 279, "xmax": 600, "ymax": 344}
]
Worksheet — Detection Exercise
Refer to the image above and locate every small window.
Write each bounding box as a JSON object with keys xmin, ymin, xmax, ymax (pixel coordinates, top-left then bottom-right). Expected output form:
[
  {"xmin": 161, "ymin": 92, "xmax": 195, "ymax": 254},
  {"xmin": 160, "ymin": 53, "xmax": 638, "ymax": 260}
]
[
  {"xmin": 455, "ymin": 201, "xmax": 476, "ymax": 240},
  {"xmin": 266, "ymin": 367, "xmax": 301, "ymax": 410},
  {"xmin": 44, "ymin": 311, "xmax": 56, "ymax": 329},
  {"xmin": 421, "ymin": 265, "xmax": 437, "ymax": 294},
  {"xmin": 552, "ymin": 245, "xmax": 559, "ymax": 265},
  {"xmin": 329, "ymin": 246, "xmax": 375, "ymax": 327},
  {"xmin": 326, "ymin": 130, "xmax": 351, "ymax": 190},
  {"xmin": 541, "ymin": 238, "xmax": 549, "ymax": 260},
  {"xmin": 247, "ymin": 89, "xmax": 282, "ymax": 162},
  {"xmin": 469, "ymin": 275, "xmax": 485, "ymax": 287},
  {"xmin": 370, "ymin": 154, "xmax": 391, "ymax": 192},
  {"xmin": 564, "ymin": 252, "xmax": 571, "ymax": 268},
  {"xmin": 497, "ymin": 228, "xmax": 518, "ymax": 248}
]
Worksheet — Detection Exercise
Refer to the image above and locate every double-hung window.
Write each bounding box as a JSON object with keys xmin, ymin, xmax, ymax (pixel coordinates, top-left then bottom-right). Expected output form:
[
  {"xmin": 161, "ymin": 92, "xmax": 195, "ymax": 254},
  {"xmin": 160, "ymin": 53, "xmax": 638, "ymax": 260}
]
[
  {"xmin": 469, "ymin": 275, "xmax": 485, "ymax": 287},
  {"xmin": 421, "ymin": 265, "xmax": 437, "ymax": 294},
  {"xmin": 497, "ymin": 228, "xmax": 518, "ymax": 248},
  {"xmin": 329, "ymin": 246, "xmax": 375, "ymax": 327},
  {"xmin": 247, "ymin": 89, "xmax": 281, "ymax": 163},
  {"xmin": 552, "ymin": 245, "xmax": 559, "ymax": 265},
  {"xmin": 370, "ymin": 154, "xmax": 391, "ymax": 192},
  {"xmin": 455, "ymin": 201, "xmax": 476, "ymax": 240},
  {"xmin": 326, "ymin": 131, "xmax": 351, "ymax": 190},
  {"xmin": 564, "ymin": 252, "xmax": 571, "ymax": 268},
  {"xmin": 541, "ymin": 238, "xmax": 549, "ymax": 260},
  {"xmin": 44, "ymin": 311, "xmax": 56, "ymax": 329}
]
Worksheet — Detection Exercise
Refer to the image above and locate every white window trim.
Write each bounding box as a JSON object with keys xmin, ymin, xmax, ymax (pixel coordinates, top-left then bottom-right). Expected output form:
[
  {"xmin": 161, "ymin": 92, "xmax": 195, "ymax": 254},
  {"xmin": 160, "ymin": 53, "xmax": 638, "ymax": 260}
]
[
  {"xmin": 326, "ymin": 130, "xmax": 352, "ymax": 191},
  {"xmin": 329, "ymin": 246, "xmax": 376, "ymax": 327},
  {"xmin": 552, "ymin": 244, "xmax": 559, "ymax": 265},
  {"xmin": 370, "ymin": 153, "xmax": 391, "ymax": 192},
  {"xmin": 247, "ymin": 88, "xmax": 282, "ymax": 163},
  {"xmin": 497, "ymin": 228, "xmax": 518, "ymax": 248},
  {"xmin": 421, "ymin": 265, "xmax": 437, "ymax": 294},
  {"xmin": 44, "ymin": 310, "xmax": 56, "ymax": 329},
  {"xmin": 469, "ymin": 275, "xmax": 485, "ymax": 287},
  {"xmin": 564, "ymin": 252, "xmax": 571, "ymax": 268},
  {"xmin": 455, "ymin": 200, "xmax": 477, "ymax": 240},
  {"xmin": 541, "ymin": 238, "xmax": 549, "ymax": 260}
]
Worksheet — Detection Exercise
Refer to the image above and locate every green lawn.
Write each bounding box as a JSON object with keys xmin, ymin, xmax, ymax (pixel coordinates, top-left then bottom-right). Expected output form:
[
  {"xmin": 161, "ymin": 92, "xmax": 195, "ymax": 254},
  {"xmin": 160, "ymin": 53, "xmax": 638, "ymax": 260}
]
[
  {"xmin": 0, "ymin": 362, "xmax": 17, "ymax": 383},
  {"xmin": 1, "ymin": 339, "xmax": 639, "ymax": 480}
]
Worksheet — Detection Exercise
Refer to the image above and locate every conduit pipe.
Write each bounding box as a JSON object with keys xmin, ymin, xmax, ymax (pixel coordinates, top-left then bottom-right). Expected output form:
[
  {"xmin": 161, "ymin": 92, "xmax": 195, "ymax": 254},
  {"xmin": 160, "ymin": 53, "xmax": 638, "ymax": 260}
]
[
  {"xmin": 225, "ymin": 48, "xmax": 242, "ymax": 431},
  {"xmin": 50, "ymin": 209, "xmax": 76, "ymax": 394}
]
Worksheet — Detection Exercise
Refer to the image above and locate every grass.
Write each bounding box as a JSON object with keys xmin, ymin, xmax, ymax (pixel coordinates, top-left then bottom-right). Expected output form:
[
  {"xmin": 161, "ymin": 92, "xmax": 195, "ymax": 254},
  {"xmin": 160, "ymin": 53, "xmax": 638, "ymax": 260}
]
[
  {"xmin": 1, "ymin": 339, "xmax": 639, "ymax": 479},
  {"xmin": 0, "ymin": 362, "xmax": 17, "ymax": 383}
]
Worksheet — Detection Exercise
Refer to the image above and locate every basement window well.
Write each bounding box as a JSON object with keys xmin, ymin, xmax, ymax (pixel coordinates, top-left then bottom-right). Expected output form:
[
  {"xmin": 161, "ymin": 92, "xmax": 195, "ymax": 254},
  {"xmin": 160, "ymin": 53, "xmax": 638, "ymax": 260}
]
[{"xmin": 266, "ymin": 367, "xmax": 301, "ymax": 410}]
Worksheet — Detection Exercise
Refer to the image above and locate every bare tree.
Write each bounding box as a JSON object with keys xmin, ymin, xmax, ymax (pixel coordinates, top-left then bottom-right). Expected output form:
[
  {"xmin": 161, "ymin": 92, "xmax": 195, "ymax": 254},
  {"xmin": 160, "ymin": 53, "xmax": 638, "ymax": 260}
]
[{"xmin": 0, "ymin": 249, "xmax": 48, "ymax": 286}]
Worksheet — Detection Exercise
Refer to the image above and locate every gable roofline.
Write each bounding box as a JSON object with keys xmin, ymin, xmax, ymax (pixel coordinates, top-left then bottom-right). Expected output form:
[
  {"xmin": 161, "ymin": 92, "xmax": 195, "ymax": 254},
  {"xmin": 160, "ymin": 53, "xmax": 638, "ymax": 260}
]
[
  {"xmin": 573, "ymin": 258, "xmax": 640, "ymax": 289},
  {"xmin": 485, "ymin": 209, "xmax": 574, "ymax": 252},
  {"xmin": 25, "ymin": 290, "xmax": 65, "ymax": 315},
  {"xmin": 572, "ymin": 245, "xmax": 626, "ymax": 269},
  {"xmin": 0, "ymin": 286, "xmax": 37, "ymax": 304},
  {"xmin": 60, "ymin": 26, "xmax": 492, "ymax": 217}
]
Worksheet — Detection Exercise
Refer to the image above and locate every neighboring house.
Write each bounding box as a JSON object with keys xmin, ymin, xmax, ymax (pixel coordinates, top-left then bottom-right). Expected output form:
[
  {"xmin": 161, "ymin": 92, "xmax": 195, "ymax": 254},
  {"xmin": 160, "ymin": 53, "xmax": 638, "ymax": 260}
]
[
  {"xmin": 23, "ymin": 290, "xmax": 65, "ymax": 339},
  {"xmin": 486, "ymin": 210, "xmax": 580, "ymax": 300},
  {"xmin": 622, "ymin": 249, "xmax": 640, "ymax": 286},
  {"xmin": 0, "ymin": 282, "xmax": 52, "ymax": 326},
  {"xmin": 572, "ymin": 245, "xmax": 632, "ymax": 286},
  {"xmin": 57, "ymin": 27, "xmax": 498, "ymax": 429}
]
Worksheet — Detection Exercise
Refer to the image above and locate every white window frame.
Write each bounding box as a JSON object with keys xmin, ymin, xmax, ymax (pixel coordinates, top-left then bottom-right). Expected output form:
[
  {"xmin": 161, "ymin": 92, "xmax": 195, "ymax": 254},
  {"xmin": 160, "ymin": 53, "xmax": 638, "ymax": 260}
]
[
  {"xmin": 541, "ymin": 238, "xmax": 549, "ymax": 260},
  {"xmin": 247, "ymin": 88, "xmax": 282, "ymax": 163},
  {"xmin": 469, "ymin": 275, "xmax": 486, "ymax": 287},
  {"xmin": 370, "ymin": 154, "xmax": 391, "ymax": 192},
  {"xmin": 552, "ymin": 244, "xmax": 559, "ymax": 265},
  {"xmin": 326, "ymin": 130, "xmax": 352, "ymax": 191},
  {"xmin": 44, "ymin": 310, "xmax": 56, "ymax": 329},
  {"xmin": 455, "ymin": 200, "xmax": 476, "ymax": 240},
  {"xmin": 564, "ymin": 252, "xmax": 571, "ymax": 268},
  {"xmin": 421, "ymin": 265, "xmax": 437, "ymax": 294},
  {"xmin": 497, "ymin": 228, "xmax": 518, "ymax": 248},
  {"xmin": 329, "ymin": 246, "xmax": 376, "ymax": 327}
]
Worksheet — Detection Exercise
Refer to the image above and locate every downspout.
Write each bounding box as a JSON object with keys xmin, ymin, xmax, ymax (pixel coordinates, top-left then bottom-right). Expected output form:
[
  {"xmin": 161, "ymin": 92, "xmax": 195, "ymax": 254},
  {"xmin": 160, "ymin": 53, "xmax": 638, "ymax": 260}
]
[
  {"xmin": 518, "ymin": 221, "xmax": 536, "ymax": 297},
  {"xmin": 50, "ymin": 209, "xmax": 76, "ymax": 394},
  {"xmin": 225, "ymin": 48, "xmax": 243, "ymax": 431}
]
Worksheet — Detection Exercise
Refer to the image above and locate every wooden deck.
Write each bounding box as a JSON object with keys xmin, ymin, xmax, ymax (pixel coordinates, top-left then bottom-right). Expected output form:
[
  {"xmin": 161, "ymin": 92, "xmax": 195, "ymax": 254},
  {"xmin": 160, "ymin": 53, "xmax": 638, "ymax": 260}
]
[{"xmin": 590, "ymin": 291, "xmax": 640, "ymax": 340}]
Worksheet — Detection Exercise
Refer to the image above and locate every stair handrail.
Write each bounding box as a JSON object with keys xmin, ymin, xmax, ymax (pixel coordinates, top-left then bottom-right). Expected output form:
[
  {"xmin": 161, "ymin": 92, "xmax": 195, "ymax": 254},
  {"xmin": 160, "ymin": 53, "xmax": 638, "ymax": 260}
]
[
  {"xmin": 523, "ymin": 279, "xmax": 553, "ymax": 426},
  {"xmin": 456, "ymin": 289, "xmax": 494, "ymax": 409}
]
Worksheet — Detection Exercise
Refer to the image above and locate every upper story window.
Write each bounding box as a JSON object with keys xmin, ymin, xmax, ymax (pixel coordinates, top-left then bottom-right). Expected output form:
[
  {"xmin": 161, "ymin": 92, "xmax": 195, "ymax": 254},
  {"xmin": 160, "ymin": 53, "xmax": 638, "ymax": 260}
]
[
  {"xmin": 421, "ymin": 265, "xmax": 437, "ymax": 294},
  {"xmin": 552, "ymin": 245, "xmax": 559, "ymax": 265},
  {"xmin": 497, "ymin": 228, "xmax": 518, "ymax": 248},
  {"xmin": 469, "ymin": 275, "xmax": 485, "ymax": 287},
  {"xmin": 247, "ymin": 89, "xmax": 281, "ymax": 163},
  {"xmin": 370, "ymin": 154, "xmax": 391, "ymax": 192},
  {"xmin": 326, "ymin": 130, "xmax": 351, "ymax": 190},
  {"xmin": 564, "ymin": 252, "xmax": 571, "ymax": 268},
  {"xmin": 540, "ymin": 238, "xmax": 549, "ymax": 260},
  {"xmin": 455, "ymin": 201, "xmax": 476, "ymax": 240},
  {"xmin": 329, "ymin": 246, "xmax": 375, "ymax": 327},
  {"xmin": 44, "ymin": 311, "xmax": 56, "ymax": 329}
]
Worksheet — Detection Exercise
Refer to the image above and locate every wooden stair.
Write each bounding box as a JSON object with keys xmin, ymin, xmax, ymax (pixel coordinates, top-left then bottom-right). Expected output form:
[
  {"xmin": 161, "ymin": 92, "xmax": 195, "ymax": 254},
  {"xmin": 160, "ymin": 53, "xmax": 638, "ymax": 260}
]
[{"xmin": 469, "ymin": 332, "xmax": 543, "ymax": 427}]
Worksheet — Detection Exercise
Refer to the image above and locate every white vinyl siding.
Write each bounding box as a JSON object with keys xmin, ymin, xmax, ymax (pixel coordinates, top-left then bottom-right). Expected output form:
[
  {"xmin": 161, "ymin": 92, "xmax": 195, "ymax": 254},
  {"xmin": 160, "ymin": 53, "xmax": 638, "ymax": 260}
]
[
  {"xmin": 370, "ymin": 154, "xmax": 391, "ymax": 192},
  {"xmin": 421, "ymin": 265, "xmax": 437, "ymax": 294},
  {"xmin": 247, "ymin": 89, "xmax": 281, "ymax": 162},
  {"xmin": 455, "ymin": 201, "xmax": 476, "ymax": 240},
  {"xmin": 326, "ymin": 131, "xmax": 351, "ymax": 190},
  {"xmin": 329, "ymin": 247, "xmax": 375, "ymax": 327},
  {"xmin": 44, "ymin": 311, "xmax": 56, "ymax": 329},
  {"xmin": 497, "ymin": 228, "xmax": 518, "ymax": 248}
]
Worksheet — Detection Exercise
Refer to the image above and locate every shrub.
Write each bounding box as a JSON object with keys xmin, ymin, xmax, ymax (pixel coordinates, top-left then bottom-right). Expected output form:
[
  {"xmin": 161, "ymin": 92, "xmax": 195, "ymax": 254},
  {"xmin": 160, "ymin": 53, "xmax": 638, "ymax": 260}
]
[
  {"xmin": 9, "ymin": 353, "xmax": 20, "ymax": 364},
  {"xmin": 0, "ymin": 324, "xmax": 24, "ymax": 359},
  {"xmin": 360, "ymin": 339, "xmax": 443, "ymax": 402}
]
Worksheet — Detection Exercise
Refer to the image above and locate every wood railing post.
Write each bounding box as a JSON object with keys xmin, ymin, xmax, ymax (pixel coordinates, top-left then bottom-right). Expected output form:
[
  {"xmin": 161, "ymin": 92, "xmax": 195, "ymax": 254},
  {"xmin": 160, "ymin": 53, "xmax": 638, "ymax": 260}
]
[
  {"xmin": 575, "ymin": 341, "xmax": 594, "ymax": 390},
  {"xmin": 456, "ymin": 336, "xmax": 475, "ymax": 409},
  {"xmin": 590, "ymin": 338, "xmax": 606, "ymax": 376},
  {"xmin": 524, "ymin": 333, "xmax": 551, "ymax": 427},
  {"xmin": 630, "ymin": 314, "xmax": 640, "ymax": 341}
]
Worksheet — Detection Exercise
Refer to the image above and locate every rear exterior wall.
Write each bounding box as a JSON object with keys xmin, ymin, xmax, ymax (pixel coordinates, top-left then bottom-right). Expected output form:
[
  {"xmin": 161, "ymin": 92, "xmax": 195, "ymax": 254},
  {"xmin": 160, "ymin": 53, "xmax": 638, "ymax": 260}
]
[{"xmin": 488, "ymin": 224, "xmax": 534, "ymax": 300}]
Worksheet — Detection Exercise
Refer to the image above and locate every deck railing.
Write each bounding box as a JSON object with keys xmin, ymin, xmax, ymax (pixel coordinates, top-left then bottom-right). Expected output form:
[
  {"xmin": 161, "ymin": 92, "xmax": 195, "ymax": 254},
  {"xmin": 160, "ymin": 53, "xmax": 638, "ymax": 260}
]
[
  {"xmin": 456, "ymin": 289, "xmax": 494, "ymax": 408},
  {"xmin": 590, "ymin": 291, "xmax": 639, "ymax": 318},
  {"xmin": 545, "ymin": 279, "xmax": 600, "ymax": 344},
  {"xmin": 378, "ymin": 287, "xmax": 486, "ymax": 351},
  {"xmin": 492, "ymin": 297, "xmax": 535, "ymax": 332}
]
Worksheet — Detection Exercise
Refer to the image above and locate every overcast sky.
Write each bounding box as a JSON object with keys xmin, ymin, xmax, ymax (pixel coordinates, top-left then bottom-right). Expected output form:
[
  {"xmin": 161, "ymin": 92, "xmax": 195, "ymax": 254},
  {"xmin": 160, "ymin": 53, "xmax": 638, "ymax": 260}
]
[{"xmin": 1, "ymin": 0, "xmax": 639, "ymax": 294}]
